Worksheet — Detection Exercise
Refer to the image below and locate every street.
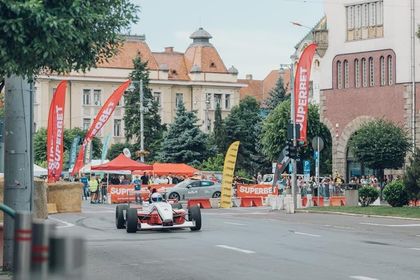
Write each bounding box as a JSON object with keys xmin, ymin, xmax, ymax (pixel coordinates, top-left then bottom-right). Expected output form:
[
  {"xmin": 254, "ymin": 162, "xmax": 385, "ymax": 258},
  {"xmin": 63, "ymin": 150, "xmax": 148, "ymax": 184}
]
[{"xmin": 49, "ymin": 202, "xmax": 420, "ymax": 280}]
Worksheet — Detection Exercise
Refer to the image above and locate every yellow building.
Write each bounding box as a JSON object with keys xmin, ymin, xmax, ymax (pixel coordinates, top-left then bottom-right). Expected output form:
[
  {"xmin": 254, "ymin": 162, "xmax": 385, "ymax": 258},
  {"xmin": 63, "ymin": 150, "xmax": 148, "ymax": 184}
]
[{"xmin": 34, "ymin": 28, "xmax": 242, "ymax": 144}]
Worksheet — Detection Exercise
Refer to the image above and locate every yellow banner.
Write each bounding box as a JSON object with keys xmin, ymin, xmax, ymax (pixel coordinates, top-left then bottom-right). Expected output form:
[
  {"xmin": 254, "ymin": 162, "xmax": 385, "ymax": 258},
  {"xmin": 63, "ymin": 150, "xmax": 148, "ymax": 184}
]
[{"xmin": 220, "ymin": 141, "xmax": 240, "ymax": 208}]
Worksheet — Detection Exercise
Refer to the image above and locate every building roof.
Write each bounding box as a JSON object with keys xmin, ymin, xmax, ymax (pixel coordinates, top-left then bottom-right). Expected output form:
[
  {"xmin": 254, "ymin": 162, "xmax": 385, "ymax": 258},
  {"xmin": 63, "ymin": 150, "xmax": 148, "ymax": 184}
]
[
  {"xmin": 184, "ymin": 45, "xmax": 228, "ymax": 73},
  {"xmin": 239, "ymin": 79, "xmax": 264, "ymax": 102},
  {"xmin": 153, "ymin": 49, "xmax": 190, "ymax": 81}
]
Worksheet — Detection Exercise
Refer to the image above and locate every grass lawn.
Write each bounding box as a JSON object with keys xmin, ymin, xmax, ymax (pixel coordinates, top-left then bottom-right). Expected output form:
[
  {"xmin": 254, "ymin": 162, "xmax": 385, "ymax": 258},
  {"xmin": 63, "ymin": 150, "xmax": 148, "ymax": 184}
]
[{"xmin": 305, "ymin": 206, "xmax": 420, "ymax": 219}]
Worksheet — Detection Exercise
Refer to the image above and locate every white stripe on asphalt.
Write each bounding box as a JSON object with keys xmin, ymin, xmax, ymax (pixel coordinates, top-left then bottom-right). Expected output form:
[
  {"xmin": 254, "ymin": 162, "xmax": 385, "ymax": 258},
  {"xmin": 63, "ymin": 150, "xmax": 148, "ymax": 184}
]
[
  {"xmin": 350, "ymin": 276, "xmax": 379, "ymax": 280},
  {"xmin": 409, "ymin": 248, "xmax": 420, "ymax": 251},
  {"xmin": 360, "ymin": 222, "xmax": 420, "ymax": 227},
  {"xmin": 48, "ymin": 217, "xmax": 75, "ymax": 229},
  {"xmin": 224, "ymin": 222, "xmax": 246, "ymax": 226},
  {"xmin": 416, "ymin": 235, "xmax": 420, "ymax": 237},
  {"xmin": 216, "ymin": 245, "xmax": 255, "ymax": 254},
  {"xmin": 294, "ymin": 231, "xmax": 321, "ymax": 237},
  {"xmin": 83, "ymin": 210, "xmax": 115, "ymax": 214}
]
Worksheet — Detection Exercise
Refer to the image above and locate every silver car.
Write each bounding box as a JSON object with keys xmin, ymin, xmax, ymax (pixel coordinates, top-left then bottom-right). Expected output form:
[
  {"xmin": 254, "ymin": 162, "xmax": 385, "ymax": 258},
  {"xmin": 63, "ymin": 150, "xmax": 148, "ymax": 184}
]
[{"xmin": 165, "ymin": 180, "xmax": 221, "ymax": 201}]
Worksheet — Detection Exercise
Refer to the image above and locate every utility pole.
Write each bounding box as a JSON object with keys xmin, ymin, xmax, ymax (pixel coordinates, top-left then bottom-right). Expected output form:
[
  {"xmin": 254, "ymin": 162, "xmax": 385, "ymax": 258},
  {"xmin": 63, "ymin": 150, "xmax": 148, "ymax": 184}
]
[
  {"xmin": 3, "ymin": 76, "xmax": 34, "ymax": 270},
  {"xmin": 290, "ymin": 56, "xmax": 298, "ymax": 209},
  {"xmin": 139, "ymin": 79, "xmax": 145, "ymax": 163},
  {"xmin": 411, "ymin": 0, "xmax": 416, "ymax": 152}
]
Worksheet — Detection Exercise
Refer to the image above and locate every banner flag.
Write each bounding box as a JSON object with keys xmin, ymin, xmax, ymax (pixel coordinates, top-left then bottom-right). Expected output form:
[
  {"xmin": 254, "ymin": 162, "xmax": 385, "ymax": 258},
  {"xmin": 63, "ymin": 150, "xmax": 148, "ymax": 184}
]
[
  {"xmin": 47, "ymin": 81, "xmax": 67, "ymax": 182},
  {"xmin": 294, "ymin": 43, "xmax": 317, "ymax": 142},
  {"xmin": 101, "ymin": 133, "xmax": 112, "ymax": 162},
  {"xmin": 68, "ymin": 135, "xmax": 80, "ymax": 170},
  {"xmin": 220, "ymin": 141, "xmax": 240, "ymax": 208},
  {"xmin": 72, "ymin": 80, "xmax": 130, "ymax": 175}
]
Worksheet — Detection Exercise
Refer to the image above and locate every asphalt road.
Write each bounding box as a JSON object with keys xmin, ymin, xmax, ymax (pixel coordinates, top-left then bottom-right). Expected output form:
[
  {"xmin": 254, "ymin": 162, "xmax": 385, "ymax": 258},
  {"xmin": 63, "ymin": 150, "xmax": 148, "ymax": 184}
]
[{"xmin": 49, "ymin": 202, "xmax": 420, "ymax": 280}]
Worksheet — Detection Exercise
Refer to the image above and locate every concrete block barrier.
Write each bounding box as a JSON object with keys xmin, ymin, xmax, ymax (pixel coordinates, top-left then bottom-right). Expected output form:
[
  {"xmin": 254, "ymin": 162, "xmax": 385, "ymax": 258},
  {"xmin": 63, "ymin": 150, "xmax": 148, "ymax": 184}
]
[
  {"xmin": 209, "ymin": 198, "xmax": 220, "ymax": 208},
  {"xmin": 187, "ymin": 198, "xmax": 212, "ymax": 209},
  {"xmin": 330, "ymin": 196, "xmax": 346, "ymax": 206},
  {"xmin": 240, "ymin": 197, "xmax": 263, "ymax": 207}
]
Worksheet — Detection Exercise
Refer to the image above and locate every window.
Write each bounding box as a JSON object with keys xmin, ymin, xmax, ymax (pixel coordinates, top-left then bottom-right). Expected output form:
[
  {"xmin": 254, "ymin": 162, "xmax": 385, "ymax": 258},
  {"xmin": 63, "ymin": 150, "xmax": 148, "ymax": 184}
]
[
  {"xmin": 344, "ymin": 60, "xmax": 349, "ymax": 88},
  {"xmin": 347, "ymin": 6, "xmax": 354, "ymax": 29},
  {"xmin": 347, "ymin": 1, "xmax": 383, "ymax": 41},
  {"xmin": 362, "ymin": 4, "xmax": 368, "ymax": 27},
  {"xmin": 93, "ymin": 89, "xmax": 101, "ymax": 106},
  {"xmin": 362, "ymin": 58, "xmax": 368, "ymax": 87},
  {"xmin": 206, "ymin": 93, "xmax": 211, "ymax": 109},
  {"xmin": 117, "ymin": 95, "xmax": 124, "ymax": 107},
  {"xmin": 369, "ymin": 2, "xmax": 376, "ymax": 27},
  {"xmin": 214, "ymin": 94, "xmax": 222, "ymax": 108},
  {"xmin": 153, "ymin": 92, "xmax": 161, "ymax": 107},
  {"xmin": 377, "ymin": 1, "xmax": 383, "ymax": 25},
  {"xmin": 369, "ymin": 57, "xmax": 374, "ymax": 87},
  {"xmin": 83, "ymin": 89, "xmax": 90, "ymax": 105},
  {"xmin": 380, "ymin": 56, "xmax": 386, "ymax": 86},
  {"xmin": 388, "ymin": 55, "xmax": 394, "ymax": 85},
  {"xmin": 114, "ymin": 119, "xmax": 122, "ymax": 137},
  {"xmin": 83, "ymin": 118, "xmax": 90, "ymax": 131},
  {"xmin": 187, "ymin": 181, "xmax": 200, "ymax": 188},
  {"xmin": 337, "ymin": 61, "xmax": 343, "ymax": 89},
  {"xmin": 200, "ymin": 181, "xmax": 215, "ymax": 187},
  {"xmin": 225, "ymin": 94, "xmax": 231, "ymax": 109},
  {"xmin": 355, "ymin": 5, "xmax": 362, "ymax": 29},
  {"xmin": 355, "ymin": 59, "xmax": 361, "ymax": 88},
  {"xmin": 175, "ymin": 93, "xmax": 183, "ymax": 108}
]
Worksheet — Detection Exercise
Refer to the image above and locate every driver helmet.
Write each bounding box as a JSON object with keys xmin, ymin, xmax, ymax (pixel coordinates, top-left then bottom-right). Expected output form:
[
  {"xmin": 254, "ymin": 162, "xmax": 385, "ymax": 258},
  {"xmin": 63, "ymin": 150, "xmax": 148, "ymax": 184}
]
[{"xmin": 151, "ymin": 192, "xmax": 163, "ymax": 202}]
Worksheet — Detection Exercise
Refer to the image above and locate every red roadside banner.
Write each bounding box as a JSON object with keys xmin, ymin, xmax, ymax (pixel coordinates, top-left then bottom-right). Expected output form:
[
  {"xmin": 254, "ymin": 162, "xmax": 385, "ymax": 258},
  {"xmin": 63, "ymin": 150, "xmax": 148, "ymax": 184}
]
[
  {"xmin": 294, "ymin": 43, "xmax": 317, "ymax": 142},
  {"xmin": 236, "ymin": 184, "xmax": 278, "ymax": 198},
  {"xmin": 47, "ymin": 81, "xmax": 67, "ymax": 182},
  {"xmin": 72, "ymin": 80, "xmax": 131, "ymax": 176},
  {"xmin": 107, "ymin": 184, "xmax": 175, "ymax": 203}
]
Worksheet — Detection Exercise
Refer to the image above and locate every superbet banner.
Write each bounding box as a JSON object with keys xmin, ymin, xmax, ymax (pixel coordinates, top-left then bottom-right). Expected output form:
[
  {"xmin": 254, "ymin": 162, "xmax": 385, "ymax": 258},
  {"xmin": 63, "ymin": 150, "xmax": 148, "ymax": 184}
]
[
  {"xmin": 294, "ymin": 43, "xmax": 317, "ymax": 142},
  {"xmin": 47, "ymin": 81, "xmax": 67, "ymax": 182},
  {"xmin": 71, "ymin": 80, "xmax": 130, "ymax": 175},
  {"xmin": 236, "ymin": 184, "xmax": 278, "ymax": 198}
]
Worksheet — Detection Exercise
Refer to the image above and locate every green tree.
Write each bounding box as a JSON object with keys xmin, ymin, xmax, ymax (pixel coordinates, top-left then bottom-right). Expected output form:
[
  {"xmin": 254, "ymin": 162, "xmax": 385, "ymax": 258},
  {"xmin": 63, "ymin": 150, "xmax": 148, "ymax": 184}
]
[
  {"xmin": 404, "ymin": 148, "xmax": 420, "ymax": 204},
  {"xmin": 159, "ymin": 103, "xmax": 208, "ymax": 165},
  {"xmin": 200, "ymin": 153, "xmax": 224, "ymax": 171},
  {"xmin": 106, "ymin": 142, "xmax": 135, "ymax": 161},
  {"xmin": 212, "ymin": 103, "xmax": 227, "ymax": 153},
  {"xmin": 260, "ymin": 101, "xmax": 332, "ymax": 175},
  {"xmin": 348, "ymin": 119, "xmax": 410, "ymax": 181},
  {"xmin": 0, "ymin": 1, "xmax": 138, "ymax": 78},
  {"xmin": 124, "ymin": 56, "xmax": 164, "ymax": 160},
  {"xmin": 265, "ymin": 76, "xmax": 288, "ymax": 111}
]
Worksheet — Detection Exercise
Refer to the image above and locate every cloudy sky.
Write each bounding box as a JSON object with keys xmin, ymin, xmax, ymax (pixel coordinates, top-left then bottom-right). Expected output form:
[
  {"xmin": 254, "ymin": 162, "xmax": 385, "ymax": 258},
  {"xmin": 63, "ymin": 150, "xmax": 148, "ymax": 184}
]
[{"xmin": 131, "ymin": 0, "xmax": 324, "ymax": 80}]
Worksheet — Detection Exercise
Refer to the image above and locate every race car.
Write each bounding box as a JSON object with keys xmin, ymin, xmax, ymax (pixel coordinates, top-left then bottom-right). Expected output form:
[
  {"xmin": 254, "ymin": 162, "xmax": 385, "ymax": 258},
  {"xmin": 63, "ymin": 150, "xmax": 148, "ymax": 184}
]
[{"xmin": 115, "ymin": 193, "xmax": 202, "ymax": 233}]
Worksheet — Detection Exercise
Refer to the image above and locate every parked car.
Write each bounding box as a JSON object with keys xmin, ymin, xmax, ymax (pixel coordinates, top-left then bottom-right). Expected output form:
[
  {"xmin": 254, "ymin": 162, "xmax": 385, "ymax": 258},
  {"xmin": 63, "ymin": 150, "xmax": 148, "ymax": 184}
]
[{"xmin": 164, "ymin": 179, "xmax": 221, "ymax": 201}]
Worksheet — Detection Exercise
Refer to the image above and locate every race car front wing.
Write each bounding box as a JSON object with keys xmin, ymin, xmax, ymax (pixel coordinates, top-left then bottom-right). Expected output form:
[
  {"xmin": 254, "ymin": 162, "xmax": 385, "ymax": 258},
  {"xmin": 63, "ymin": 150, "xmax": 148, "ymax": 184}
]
[{"xmin": 139, "ymin": 220, "xmax": 196, "ymax": 230}]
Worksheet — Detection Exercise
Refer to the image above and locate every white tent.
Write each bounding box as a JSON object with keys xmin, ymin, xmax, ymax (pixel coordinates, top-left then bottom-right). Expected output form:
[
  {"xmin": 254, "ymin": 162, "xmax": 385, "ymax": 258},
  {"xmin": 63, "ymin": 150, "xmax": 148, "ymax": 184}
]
[{"xmin": 34, "ymin": 164, "xmax": 47, "ymax": 177}]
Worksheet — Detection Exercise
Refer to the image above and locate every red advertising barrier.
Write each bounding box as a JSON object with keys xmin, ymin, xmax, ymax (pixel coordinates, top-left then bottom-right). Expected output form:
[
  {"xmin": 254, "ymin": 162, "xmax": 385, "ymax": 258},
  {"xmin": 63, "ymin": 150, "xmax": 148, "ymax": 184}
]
[
  {"xmin": 147, "ymin": 184, "xmax": 175, "ymax": 193},
  {"xmin": 107, "ymin": 184, "xmax": 176, "ymax": 204},
  {"xmin": 236, "ymin": 184, "xmax": 278, "ymax": 198}
]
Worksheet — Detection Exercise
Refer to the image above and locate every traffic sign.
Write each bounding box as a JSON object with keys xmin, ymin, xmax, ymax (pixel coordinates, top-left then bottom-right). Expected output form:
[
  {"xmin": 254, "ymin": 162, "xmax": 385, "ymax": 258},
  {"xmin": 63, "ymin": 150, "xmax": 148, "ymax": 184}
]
[{"xmin": 311, "ymin": 136, "xmax": 324, "ymax": 152}]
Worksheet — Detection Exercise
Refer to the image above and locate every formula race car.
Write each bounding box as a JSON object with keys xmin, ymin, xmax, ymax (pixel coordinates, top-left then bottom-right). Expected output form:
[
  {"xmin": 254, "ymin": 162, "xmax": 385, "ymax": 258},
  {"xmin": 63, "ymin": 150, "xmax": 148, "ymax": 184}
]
[{"xmin": 115, "ymin": 194, "xmax": 202, "ymax": 233}]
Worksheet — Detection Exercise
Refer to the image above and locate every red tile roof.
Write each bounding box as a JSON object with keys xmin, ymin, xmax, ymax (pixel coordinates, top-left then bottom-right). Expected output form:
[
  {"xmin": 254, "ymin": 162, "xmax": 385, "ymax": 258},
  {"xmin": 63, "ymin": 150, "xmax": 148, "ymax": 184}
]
[
  {"xmin": 153, "ymin": 51, "xmax": 190, "ymax": 81},
  {"xmin": 184, "ymin": 45, "xmax": 228, "ymax": 73}
]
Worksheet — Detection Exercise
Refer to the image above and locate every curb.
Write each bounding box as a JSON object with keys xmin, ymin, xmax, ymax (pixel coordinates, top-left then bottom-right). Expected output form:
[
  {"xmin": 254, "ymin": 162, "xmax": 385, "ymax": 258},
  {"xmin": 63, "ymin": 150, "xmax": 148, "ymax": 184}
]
[{"xmin": 296, "ymin": 209, "xmax": 420, "ymax": 221}]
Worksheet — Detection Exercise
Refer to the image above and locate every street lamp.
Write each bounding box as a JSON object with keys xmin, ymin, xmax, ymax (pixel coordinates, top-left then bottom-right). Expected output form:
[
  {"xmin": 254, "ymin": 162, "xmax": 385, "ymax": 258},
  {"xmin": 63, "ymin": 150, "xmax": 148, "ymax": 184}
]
[{"xmin": 129, "ymin": 80, "xmax": 145, "ymax": 162}]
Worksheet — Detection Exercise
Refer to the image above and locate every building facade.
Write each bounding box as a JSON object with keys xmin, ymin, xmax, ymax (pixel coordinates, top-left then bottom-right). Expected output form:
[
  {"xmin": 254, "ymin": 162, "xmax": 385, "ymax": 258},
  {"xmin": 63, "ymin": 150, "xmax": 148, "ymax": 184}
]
[
  {"xmin": 34, "ymin": 28, "xmax": 242, "ymax": 145},
  {"xmin": 319, "ymin": 0, "xmax": 420, "ymax": 179}
]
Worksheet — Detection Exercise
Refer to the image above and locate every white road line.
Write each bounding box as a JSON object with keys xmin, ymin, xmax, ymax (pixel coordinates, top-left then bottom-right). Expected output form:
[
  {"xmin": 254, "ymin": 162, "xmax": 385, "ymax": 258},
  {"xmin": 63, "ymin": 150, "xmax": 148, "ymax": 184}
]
[
  {"xmin": 409, "ymin": 248, "xmax": 420, "ymax": 251},
  {"xmin": 224, "ymin": 222, "xmax": 246, "ymax": 226},
  {"xmin": 48, "ymin": 217, "xmax": 75, "ymax": 229},
  {"xmin": 83, "ymin": 210, "xmax": 114, "ymax": 214},
  {"xmin": 360, "ymin": 222, "xmax": 420, "ymax": 227},
  {"xmin": 294, "ymin": 231, "xmax": 321, "ymax": 237},
  {"xmin": 350, "ymin": 276, "xmax": 379, "ymax": 280},
  {"xmin": 416, "ymin": 235, "xmax": 420, "ymax": 237},
  {"xmin": 216, "ymin": 245, "xmax": 256, "ymax": 254}
]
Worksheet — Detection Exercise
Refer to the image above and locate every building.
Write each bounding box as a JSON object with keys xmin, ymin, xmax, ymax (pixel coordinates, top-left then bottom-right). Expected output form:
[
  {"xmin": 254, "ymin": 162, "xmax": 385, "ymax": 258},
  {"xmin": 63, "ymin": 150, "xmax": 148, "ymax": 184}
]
[
  {"xmin": 318, "ymin": 0, "xmax": 420, "ymax": 179},
  {"xmin": 34, "ymin": 28, "xmax": 242, "ymax": 144}
]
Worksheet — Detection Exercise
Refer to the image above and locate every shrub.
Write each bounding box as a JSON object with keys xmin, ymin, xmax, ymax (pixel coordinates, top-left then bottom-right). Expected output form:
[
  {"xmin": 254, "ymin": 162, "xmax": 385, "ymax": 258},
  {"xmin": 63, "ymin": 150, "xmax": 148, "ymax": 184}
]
[
  {"xmin": 383, "ymin": 180, "xmax": 409, "ymax": 207},
  {"xmin": 358, "ymin": 186, "xmax": 379, "ymax": 207}
]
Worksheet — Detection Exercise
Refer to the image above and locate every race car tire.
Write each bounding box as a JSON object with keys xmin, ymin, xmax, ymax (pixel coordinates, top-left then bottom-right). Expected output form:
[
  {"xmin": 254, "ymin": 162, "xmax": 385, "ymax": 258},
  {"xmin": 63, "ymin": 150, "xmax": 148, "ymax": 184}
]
[
  {"xmin": 188, "ymin": 205, "xmax": 202, "ymax": 231},
  {"xmin": 171, "ymin": 202, "xmax": 183, "ymax": 210},
  {"xmin": 116, "ymin": 205, "xmax": 127, "ymax": 229},
  {"xmin": 126, "ymin": 208, "xmax": 138, "ymax": 233},
  {"xmin": 168, "ymin": 192, "xmax": 181, "ymax": 201}
]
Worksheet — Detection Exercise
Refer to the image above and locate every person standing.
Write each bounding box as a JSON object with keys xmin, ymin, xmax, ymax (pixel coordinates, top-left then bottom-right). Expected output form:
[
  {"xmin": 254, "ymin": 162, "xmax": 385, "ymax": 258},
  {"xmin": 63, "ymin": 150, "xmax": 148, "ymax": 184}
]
[
  {"xmin": 80, "ymin": 174, "xmax": 89, "ymax": 200},
  {"xmin": 141, "ymin": 172, "xmax": 149, "ymax": 185},
  {"xmin": 89, "ymin": 175, "xmax": 99, "ymax": 204},
  {"xmin": 133, "ymin": 176, "xmax": 142, "ymax": 204},
  {"xmin": 101, "ymin": 174, "xmax": 108, "ymax": 203}
]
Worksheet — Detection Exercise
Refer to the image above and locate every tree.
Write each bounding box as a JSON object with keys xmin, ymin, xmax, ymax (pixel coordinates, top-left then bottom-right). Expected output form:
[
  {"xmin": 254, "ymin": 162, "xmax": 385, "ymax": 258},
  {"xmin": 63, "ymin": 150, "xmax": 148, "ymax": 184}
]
[
  {"xmin": 124, "ymin": 56, "xmax": 165, "ymax": 161},
  {"xmin": 348, "ymin": 119, "xmax": 410, "ymax": 181},
  {"xmin": 200, "ymin": 153, "xmax": 224, "ymax": 171},
  {"xmin": 212, "ymin": 103, "xmax": 227, "ymax": 153},
  {"xmin": 159, "ymin": 103, "xmax": 208, "ymax": 165},
  {"xmin": 404, "ymin": 148, "xmax": 420, "ymax": 204},
  {"xmin": 265, "ymin": 76, "xmax": 289, "ymax": 111},
  {"xmin": 107, "ymin": 143, "xmax": 135, "ymax": 161}
]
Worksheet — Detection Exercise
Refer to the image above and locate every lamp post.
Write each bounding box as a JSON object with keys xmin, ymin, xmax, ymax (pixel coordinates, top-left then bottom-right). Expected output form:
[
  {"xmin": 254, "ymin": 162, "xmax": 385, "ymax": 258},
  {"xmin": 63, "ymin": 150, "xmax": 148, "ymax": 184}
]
[
  {"xmin": 410, "ymin": 0, "xmax": 416, "ymax": 152},
  {"xmin": 129, "ymin": 80, "xmax": 145, "ymax": 162}
]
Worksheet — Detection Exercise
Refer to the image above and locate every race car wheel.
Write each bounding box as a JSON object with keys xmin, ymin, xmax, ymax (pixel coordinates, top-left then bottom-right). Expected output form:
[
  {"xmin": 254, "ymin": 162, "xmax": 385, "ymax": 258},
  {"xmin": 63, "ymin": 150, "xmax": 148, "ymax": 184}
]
[
  {"xmin": 115, "ymin": 205, "xmax": 127, "ymax": 229},
  {"xmin": 171, "ymin": 202, "xmax": 183, "ymax": 210},
  {"xmin": 168, "ymin": 192, "xmax": 181, "ymax": 201},
  {"xmin": 212, "ymin": 191, "xmax": 221, "ymax": 198},
  {"xmin": 188, "ymin": 205, "xmax": 202, "ymax": 231},
  {"xmin": 126, "ymin": 208, "xmax": 138, "ymax": 233}
]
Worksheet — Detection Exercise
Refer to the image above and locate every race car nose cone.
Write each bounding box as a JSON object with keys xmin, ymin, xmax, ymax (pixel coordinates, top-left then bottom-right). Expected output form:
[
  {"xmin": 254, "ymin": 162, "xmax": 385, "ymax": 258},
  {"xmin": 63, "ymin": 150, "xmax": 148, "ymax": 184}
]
[{"xmin": 162, "ymin": 220, "xmax": 173, "ymax": 226}]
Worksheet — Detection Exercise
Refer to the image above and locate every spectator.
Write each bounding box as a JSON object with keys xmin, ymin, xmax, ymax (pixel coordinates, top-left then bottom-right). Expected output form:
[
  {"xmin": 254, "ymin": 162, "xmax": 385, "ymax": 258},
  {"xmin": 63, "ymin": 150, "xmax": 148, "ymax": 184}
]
[
  {"xmin": 89, "ymin": 175, "xmax": 99, "ymax": 204},
  {"xmin": 101, "ymin": 175, "xmax": 108, "ymax": 203},
  {"xmin": 133, "ymin": 176, "xmax": 142, "ymax": 204},
  {"xmin": 141, "ymin": 172, "xmax": 149, "ymax": 185},
  {"xmin": 121, "ymin": 176, "xmax": 130, "ymax": 185},
  {"xmin": 80, "ymin": 174, "xmax": 89, "ymax": 200},
  {"xmin": 257, "ymin": 172, "xmax": 262, "ymax": 184}
]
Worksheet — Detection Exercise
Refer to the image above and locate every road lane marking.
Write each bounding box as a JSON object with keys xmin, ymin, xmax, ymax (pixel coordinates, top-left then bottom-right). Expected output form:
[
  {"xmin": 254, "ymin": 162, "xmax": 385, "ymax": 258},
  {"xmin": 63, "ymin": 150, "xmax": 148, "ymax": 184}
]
[
  {"xmin": 216, "ymin": 245, "xmax": 255, "ymax": 254},
  {"xmin": 360, "ymin": 222, "xmax": 420, "ymax": 227},
  {"xmin": 350, "ymin": 276, "xmax": 379, "ymax": 280},
  {"xmin": 224, "ymin": 222, "xmax": 246, "ymax": 226},
  {"xmin": 83, "ymin": 210, "xmax": 114, "ymax": 214},
  {"xmin": 293, "ymin": 231, "xmax": 321, "ymax": 237},
  {"xmin": 48, "ymin": 217, "xmax": 75, "ymax": 229},
  {"xmin": 416, "ymin": 235, "xmax": 420, "ymax": 237},
  {"xmin": 409, "ymin": 248, "xmax": 420, "ymax": 251}
]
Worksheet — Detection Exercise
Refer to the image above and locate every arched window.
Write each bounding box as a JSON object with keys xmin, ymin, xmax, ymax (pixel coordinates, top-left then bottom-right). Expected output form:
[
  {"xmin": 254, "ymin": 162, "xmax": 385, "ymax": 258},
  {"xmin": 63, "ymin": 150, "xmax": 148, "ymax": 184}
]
[
  {"xmin": 337, "ymin": 61, "xmax": 343, "ymax": 89},
  {"xmin": 388, "ymin": 55, "xmax": 394, "ymax": 85},
  {"xmin": 344, "ymin": 60, "xmax": 349, "ymax": 88},
  {"xmin": 355, "ymin": 59, "xmax": 360, "ymax": 88},
  {"xmin": 380, "ymin": 56, "xmax": 386, "ymax": 86},
  {"xmin": 369, "ymin": 57, "xmax": 374, "ymax": 86},
  {"xmin": 362, "ymin": 58, "xmax": 367, "ymax": 87}
]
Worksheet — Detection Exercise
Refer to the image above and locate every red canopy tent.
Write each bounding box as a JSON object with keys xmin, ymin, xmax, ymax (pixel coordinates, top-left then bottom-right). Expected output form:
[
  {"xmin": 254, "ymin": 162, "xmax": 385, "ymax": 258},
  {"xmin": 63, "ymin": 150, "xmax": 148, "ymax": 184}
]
[
  {"xmin": 91, "ymin": 154, "xmax": 152, "ymax": 171},
  {"xmin": 133, "ymin": 163, "xmax": 198, "ymax": 177}
]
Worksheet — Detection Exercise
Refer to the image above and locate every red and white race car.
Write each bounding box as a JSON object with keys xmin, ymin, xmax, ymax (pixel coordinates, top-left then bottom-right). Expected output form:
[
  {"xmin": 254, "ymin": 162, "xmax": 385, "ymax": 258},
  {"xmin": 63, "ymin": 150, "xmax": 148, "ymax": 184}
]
[{"xmin": 115, "ymin": 200, "xmax": 202, "ymax": 233}]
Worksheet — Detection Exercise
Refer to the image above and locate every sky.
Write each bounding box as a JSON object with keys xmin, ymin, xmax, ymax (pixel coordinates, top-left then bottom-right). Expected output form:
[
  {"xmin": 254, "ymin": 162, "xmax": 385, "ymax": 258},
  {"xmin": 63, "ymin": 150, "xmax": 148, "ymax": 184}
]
[{"xmin": 130, "ymin": 0, "xmax": 324, "ymax": 80}]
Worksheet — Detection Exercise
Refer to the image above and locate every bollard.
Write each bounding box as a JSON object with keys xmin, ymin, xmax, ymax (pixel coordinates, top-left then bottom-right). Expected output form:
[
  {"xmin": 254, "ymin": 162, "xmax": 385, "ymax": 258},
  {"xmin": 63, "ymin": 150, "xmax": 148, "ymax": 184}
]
[
  {"xmin": 49, "ymin": 236, "xmax": 86, "ymax": 279},
  {"xmin": 13, "ymin": 212, "xmax": 32, "ymax": 280},
  {"xmin": 31, "ymin": 220, "xmax": 55, "ymax": 280}
]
